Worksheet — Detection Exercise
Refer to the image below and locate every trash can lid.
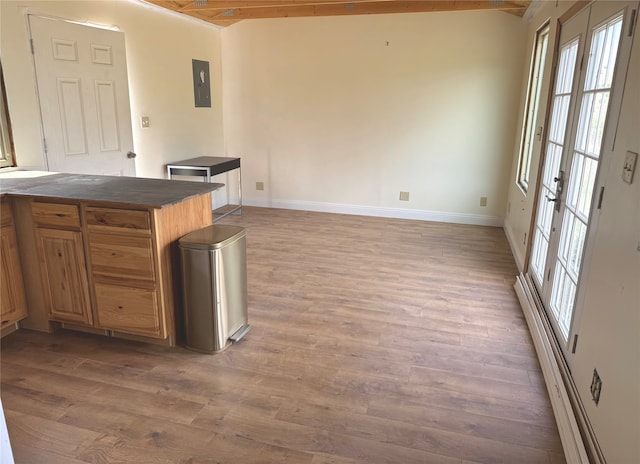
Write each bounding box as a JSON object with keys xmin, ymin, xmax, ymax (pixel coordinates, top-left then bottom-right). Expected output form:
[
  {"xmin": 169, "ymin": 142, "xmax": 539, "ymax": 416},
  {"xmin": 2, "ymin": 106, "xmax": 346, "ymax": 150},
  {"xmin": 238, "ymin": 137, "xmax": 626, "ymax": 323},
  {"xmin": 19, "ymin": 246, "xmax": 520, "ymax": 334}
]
[{"xmin": 179, "ymin": 224, "xmax": 246, "ymax": 250}]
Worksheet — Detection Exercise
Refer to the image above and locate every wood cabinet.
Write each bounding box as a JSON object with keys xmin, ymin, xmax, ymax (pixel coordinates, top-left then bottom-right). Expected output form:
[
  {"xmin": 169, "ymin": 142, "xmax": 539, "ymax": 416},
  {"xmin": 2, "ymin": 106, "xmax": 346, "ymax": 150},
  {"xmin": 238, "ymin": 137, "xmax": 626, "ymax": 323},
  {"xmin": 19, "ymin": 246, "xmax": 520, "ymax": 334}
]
[
  {"xmin": 32, "ymin": 202, "xmax": 93, "ymax": 325},
  {"xmin": 21, "ymin": 194, "xmax": 212, "ymax": 345},
  {"xmin": 0, "ymin": 203, "xmax": 28, "ymax": 329},
  {"xmin": 2, "ymin": 173, "xmax": 217, "ymax": 345},
  {"xmin": 85, "ymin": 207, "xmax": 165, "ymax": 338}
]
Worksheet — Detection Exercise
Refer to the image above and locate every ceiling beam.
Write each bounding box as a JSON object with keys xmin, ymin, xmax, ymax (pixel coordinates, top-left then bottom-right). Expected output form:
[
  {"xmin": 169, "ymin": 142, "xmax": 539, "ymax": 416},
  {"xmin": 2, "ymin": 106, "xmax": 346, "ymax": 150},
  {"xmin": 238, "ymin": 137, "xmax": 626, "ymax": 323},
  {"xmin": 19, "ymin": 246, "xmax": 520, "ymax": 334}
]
[
  {"xmin": 144, "ymin": 0, "xmax": 531, "ymax": 27},
  {"xmin": 178, "ymin": 0, "xmax": 404, "ymax": 12}
]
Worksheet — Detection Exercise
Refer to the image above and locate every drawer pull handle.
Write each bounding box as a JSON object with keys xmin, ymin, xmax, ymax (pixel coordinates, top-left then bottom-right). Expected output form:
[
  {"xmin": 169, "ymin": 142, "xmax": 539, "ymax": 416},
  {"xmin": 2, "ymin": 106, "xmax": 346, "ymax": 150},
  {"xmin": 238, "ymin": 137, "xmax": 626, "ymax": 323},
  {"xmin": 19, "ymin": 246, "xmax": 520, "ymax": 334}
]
[
  {"xmin": 55, "ymin": 213, "xmax": 65, "ymax": 218},
  {"xmin": 117, "ymin": 305, "xmax": 124, "ymax": 310}
]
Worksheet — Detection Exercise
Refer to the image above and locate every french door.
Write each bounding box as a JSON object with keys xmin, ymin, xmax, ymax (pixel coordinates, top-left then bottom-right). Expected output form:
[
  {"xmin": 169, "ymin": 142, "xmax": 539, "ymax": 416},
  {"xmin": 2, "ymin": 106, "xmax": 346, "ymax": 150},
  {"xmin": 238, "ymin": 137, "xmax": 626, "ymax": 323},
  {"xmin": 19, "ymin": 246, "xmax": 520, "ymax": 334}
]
[
  {"xmin": 29, "ymin": 15, "xmax": 136, "ymax": 176},
  {"xmin": 529, "ymin": 1, "xmax": 637, "ymax": 360}
]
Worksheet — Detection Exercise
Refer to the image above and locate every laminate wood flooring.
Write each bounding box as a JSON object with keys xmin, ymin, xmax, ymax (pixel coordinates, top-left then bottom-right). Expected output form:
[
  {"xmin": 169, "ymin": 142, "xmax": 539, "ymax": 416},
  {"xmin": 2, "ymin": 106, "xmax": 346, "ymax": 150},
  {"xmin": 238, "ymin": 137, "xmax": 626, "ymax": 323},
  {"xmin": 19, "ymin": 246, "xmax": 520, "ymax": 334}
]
[{"xmin": 1, "ymin": 207, "xmax": 565, "ymax": 463}]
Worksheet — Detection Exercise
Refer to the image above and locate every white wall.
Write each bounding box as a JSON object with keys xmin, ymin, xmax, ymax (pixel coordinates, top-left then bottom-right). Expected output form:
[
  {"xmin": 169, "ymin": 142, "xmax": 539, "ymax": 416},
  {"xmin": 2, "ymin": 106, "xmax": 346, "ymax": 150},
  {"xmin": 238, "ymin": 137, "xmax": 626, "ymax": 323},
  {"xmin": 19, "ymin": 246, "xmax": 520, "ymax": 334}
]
[
  {"xmin": 0, "ymin": 0, "xmax": 224, "ymax": 179},
  {"xmin": 222, "ymin": 11, "xmax": 527, "ymax": 224},
  {"xmin": 571, "ymin": 13, "xmax": 640, "ymax": 462},
  {"xmin": 504, "ymin": 1, "xmax": 640, "ymax": 462}
]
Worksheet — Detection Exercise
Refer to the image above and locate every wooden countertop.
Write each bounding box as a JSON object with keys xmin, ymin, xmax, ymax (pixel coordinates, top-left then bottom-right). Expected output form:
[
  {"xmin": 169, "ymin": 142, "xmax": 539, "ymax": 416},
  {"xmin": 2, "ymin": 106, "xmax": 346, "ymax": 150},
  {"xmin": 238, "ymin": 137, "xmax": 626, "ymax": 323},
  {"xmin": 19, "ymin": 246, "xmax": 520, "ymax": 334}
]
[{"xmin": 0, "ymin": 173, "xmax": 223, "ymax": 209}]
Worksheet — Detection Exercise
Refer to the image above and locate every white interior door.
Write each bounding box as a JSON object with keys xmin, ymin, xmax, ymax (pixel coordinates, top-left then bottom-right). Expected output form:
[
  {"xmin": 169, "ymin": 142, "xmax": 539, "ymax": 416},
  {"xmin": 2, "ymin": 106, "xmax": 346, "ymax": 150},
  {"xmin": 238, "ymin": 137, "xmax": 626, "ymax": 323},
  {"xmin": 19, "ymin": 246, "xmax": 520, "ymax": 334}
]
[
  {"xmin": 29, "ymin": 15, "xmax": 135, "ymax": 176},
  {"xmin": 529, "ymin": 1, "xmax": 637, "ymax": 360}
]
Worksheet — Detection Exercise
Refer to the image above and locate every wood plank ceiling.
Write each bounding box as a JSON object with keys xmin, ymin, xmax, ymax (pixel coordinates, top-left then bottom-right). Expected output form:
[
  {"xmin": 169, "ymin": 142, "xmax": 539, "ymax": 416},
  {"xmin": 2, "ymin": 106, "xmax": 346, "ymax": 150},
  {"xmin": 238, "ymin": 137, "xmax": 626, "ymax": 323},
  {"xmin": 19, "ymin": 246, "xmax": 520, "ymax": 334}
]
[{"xmin": 144, "ymin": 0, "xmax": 532, "ymax": 27}]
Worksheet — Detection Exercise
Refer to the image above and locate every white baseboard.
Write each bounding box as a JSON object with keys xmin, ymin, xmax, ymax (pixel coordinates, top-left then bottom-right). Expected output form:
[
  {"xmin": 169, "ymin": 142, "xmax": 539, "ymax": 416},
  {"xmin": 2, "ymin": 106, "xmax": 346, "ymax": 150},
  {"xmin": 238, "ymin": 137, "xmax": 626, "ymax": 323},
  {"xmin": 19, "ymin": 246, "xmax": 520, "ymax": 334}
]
[
  {"xmin": 243, "ymin": 198, "xmax": 504, "ymax": 227},
  {"xmin": 514, "ymin": 274, "xmax": 591, "ymax": 464},
  {"xmin": 503, "ymin": 222, "xmax": 525, "ymax": 272}
]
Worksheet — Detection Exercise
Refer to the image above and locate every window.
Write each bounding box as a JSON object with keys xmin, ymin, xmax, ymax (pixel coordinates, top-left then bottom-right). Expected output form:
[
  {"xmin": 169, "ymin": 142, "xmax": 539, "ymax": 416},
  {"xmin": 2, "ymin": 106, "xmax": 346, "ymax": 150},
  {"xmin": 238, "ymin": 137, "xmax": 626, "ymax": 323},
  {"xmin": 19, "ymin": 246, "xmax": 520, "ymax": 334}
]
[
  {"xmin": 517, "ymin": 24, "xmax": 550, "ymax": 193},
  {"xmin": 0, "ymin": 63, "xmax": 16, "ymax": 168}
]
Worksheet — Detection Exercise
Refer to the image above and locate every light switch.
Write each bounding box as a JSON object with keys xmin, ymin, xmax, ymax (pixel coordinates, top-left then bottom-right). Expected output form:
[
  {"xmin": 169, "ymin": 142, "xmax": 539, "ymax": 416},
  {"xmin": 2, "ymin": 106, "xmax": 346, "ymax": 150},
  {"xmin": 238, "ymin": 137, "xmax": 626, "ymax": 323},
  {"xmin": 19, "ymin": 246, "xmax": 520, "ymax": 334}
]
[
  {"xmin": 622, "ymin": 151, "xmax": 637, "ymax": 184},
  {"xmin": 141, "ymin": 116, "xmax": 150, "ymax": 128}
]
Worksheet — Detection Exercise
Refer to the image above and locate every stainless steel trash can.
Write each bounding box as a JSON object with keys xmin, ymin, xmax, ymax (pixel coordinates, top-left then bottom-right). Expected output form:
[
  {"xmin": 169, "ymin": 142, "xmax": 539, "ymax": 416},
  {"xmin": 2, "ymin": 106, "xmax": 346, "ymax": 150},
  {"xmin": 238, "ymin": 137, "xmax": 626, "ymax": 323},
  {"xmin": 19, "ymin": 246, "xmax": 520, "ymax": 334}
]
[{"xmin": 179, "ymin": 225, "xmax": 250, "ymax": 353}]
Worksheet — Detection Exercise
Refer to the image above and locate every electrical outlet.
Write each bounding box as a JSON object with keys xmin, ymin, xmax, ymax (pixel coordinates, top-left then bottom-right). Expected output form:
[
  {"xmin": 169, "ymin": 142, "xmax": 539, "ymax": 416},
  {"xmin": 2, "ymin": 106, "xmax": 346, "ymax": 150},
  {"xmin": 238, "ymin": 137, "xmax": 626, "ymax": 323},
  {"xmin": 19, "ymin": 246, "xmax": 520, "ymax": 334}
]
[
  {"xmin": 256, "ymin": 181, "xmax": 264, "ymax": 191},
  {"xmin": 480, "ymin": 196, "xmax": 488, "ymax": 207},
  {"xmin": 590, "ymin": 369, "xmax": 602, "ymax": 405},
  {"xmin": 622, "ymin": 151, "xmax": 638, "ymax": 184},
  {"xmin": 399, "ymin": 191, "xmax": 410, "ymax": 201},
  {"xmin": 141, "ymin": 116, "xmax": 150, "ymax": 128}
]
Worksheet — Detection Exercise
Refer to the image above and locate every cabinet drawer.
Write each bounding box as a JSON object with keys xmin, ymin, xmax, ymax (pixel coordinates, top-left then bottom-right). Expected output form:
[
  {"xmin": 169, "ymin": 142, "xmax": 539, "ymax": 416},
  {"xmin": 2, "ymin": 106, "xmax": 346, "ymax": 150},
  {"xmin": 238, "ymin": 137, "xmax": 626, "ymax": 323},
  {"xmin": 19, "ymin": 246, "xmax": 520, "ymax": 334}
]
[
  {"xmin": 32, "ymin": 202, "xmax": 80, "ymax": 228},
  {"xmin": 94, "ymin": 282, "xmax": 163, "ymax": 338},
  {"xmin": 85, "ymin": 207, "xmax": 151, "ymax": 233},
  {"xmin": 88, "ymin": 233, "xmax": 155, "ymax": 281}
]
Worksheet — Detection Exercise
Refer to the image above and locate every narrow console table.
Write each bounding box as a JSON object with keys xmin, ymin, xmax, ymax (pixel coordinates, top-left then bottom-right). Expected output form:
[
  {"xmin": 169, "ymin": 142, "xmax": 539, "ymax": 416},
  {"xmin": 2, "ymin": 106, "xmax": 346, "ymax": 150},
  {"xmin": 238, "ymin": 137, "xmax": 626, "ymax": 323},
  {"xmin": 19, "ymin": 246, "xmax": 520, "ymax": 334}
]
[{"xmin": 167, "ymin": 156, "xmax": 242, "ymax": 221}]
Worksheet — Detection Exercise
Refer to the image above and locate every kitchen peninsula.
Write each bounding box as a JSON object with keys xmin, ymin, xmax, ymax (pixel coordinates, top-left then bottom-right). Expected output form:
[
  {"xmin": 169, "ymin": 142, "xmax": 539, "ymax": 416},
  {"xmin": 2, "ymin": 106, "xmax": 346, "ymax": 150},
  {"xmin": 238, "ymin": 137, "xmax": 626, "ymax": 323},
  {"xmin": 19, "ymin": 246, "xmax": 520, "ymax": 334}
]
[{"xmin": 0, "ymin": 172, "xmax": 223, "ymax": 346}]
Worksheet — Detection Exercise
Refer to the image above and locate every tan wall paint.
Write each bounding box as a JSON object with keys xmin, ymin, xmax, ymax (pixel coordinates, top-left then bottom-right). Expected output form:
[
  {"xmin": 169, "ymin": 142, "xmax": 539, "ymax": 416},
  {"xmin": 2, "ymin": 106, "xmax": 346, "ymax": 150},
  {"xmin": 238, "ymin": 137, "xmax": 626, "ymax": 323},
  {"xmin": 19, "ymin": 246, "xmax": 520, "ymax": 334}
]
[
  {"xmin": 505, "ymin": 1, "xmax": 640, "ymax": 462},
  {"xmin": 222, "ymin": 11, "xmax": 527, "ymax": 220},
  {"xmin": 0, "ymin": 0, "xmax": 224, "ymax": 179}
]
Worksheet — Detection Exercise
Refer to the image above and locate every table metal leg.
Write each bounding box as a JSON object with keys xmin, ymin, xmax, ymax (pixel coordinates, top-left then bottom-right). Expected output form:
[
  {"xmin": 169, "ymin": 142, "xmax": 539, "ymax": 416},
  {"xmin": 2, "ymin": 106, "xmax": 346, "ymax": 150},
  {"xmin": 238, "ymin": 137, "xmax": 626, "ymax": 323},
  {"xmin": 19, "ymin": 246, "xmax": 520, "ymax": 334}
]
[{"xmin": 236, "ymin": 166, "xmax": 243, "ymax": 215}]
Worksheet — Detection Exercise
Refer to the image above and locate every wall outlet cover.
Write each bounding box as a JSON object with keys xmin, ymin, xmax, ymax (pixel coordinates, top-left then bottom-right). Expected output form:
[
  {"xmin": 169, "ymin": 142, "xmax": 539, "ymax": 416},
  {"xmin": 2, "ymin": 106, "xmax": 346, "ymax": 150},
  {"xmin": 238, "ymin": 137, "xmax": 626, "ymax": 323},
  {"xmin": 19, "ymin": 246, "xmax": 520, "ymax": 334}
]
[
  {"xmin": 256, "ymin": 181, "xmax": 264, "ymax": 191},
  {"xmin": 480, "ymin": 196, "xmax": 488, "ymax": 207},
  {"xmin": 399, "ymin": 191, "xmax": 410, "ymax": 201}
]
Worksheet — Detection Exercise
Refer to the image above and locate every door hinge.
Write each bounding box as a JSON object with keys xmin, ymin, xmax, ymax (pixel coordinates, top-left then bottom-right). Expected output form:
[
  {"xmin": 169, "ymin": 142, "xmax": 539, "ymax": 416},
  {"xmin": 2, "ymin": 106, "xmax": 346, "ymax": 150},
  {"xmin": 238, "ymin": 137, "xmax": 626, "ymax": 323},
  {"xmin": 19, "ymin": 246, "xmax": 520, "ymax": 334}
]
[
  {"xmin": 629, "ymin": 9, "xmax": 637, "ymax": 37},
  {"xmin": 547, "ymin": 269, "xmax": 551, "ymax": 281},
  {"xmin": 579, "ymin": 54, "xmax": 584, "ymax": 71},
  {"xmin": 43, "ymin": 138, "xmax": 48, "ymax": 154},
  {"xmin": 571, "ymin": 334, "xmax": 579, "ymax": 353},
  {"xmin": 30, "ymin": 38, "xmax": 35, "ymax": 55},
  {"xmin": 597, "ymin": 186, "xmax": 605, "ymax": 209}
]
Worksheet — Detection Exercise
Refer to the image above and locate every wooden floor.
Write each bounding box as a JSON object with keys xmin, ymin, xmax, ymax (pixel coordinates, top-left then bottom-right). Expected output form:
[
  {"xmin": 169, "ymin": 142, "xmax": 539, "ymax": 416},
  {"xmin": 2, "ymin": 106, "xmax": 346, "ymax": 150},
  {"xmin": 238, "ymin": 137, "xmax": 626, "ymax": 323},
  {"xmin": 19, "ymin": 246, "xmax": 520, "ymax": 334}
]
[{"xmin": 1, "ymin": 207, "xmax": 565, "ymax": 464}]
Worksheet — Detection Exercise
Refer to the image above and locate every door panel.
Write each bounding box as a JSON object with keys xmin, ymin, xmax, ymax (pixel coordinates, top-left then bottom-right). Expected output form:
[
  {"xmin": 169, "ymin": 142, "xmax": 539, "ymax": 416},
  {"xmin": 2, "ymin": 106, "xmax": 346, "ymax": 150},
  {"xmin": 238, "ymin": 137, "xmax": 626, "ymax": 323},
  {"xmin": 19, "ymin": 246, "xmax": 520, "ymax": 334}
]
[
  {"xmin": 57, "ymin": 77, "xmax": 87, "ymax": 155},
  {"xmin": 530, "ymin": 10, "xmax": 586, "ymax": 290},
  {"xmin": 0, "ymin": 225, "xmax": 28, "ymax": 327},
  {"xmin": 549, "ymin": 9, "xmax": 628, "ymax": 342},
  {"xmin": 95, "ymin": 80, "xmax": 120, "ymax": 151},
  {"xmin": 36, "ymin": 228, "xmax": 92, "ymax": 325},
  {"xmin": 29, "ymin": 15, "xmax": 135, "ymax": 176},
  {"xmin": 528, "ymin": 1, "xmax": 636, "ymax": 359}
]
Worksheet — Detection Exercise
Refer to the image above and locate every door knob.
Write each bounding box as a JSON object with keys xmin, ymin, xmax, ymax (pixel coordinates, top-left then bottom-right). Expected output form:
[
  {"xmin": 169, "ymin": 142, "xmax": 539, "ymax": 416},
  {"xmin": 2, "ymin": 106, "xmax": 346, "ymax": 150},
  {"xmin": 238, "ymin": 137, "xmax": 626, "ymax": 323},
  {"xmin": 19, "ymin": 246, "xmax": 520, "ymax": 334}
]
[
  {"xmin": 553, "ymin": 170, "xmax": 565, "ymax": 192},
  {"xmin": 127, "ymin": 151, "xmax": 137, "ymax": 159}
]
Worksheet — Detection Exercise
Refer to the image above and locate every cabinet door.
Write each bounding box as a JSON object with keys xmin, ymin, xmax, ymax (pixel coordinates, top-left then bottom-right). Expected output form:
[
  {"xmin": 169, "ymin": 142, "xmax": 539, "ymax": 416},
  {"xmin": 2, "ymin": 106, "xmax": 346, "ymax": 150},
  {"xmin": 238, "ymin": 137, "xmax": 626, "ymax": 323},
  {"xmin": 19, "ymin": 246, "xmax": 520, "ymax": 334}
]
[
  {"xmin": 0, "ymin": 226, "xmax": 28, "ymax": 327},
  {"xmin": 94, "ymin": 282, "xmax": 164, "ymax": 338},
  {"xmin": 36, "ymin": 228, "xmax": 93, "ymax": 325}
]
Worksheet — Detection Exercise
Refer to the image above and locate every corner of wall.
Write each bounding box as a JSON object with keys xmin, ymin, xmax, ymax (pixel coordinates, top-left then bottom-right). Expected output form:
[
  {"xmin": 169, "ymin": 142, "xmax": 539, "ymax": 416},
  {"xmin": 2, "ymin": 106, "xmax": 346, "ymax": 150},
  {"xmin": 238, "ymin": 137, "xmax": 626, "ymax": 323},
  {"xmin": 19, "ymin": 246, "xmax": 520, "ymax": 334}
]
[{"xmin": 503, "ymin": 221, "xmax": 525, "ymax": 272}]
